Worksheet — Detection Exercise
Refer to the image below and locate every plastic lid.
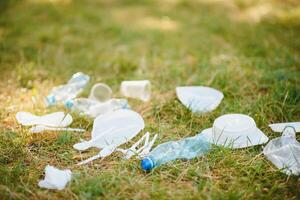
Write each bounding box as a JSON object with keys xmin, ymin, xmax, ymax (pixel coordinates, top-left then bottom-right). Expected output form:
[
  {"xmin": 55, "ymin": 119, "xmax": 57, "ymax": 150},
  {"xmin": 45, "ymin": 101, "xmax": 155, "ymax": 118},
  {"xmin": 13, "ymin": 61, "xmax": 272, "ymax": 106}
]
[
  {"xmin": 141, "ymin": 157, "xmax": 154, "ymax": 171},
  {"xmin": 65, "ymin": 99, "xmax": 74, "ymax": 109},
  {"xmin": 46, "ymin": 95, "xmax": 56, "ymax": 106}
]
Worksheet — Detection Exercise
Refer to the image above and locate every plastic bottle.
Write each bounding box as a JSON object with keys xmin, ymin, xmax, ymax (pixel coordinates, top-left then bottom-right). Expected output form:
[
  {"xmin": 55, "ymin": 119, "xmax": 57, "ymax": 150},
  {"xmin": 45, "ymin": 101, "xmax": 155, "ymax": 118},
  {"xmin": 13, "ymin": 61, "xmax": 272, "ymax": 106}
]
[
  {"xmin": 46, "ymin": 72, "xmax": 90, "ymax": 106},
  {"xmin": 67, "ymin": 98, "xmax": 129, "ymax": 118},
  {"xmin": 141, "ymin": 134, "xmax": 211, "ymax": 171}
]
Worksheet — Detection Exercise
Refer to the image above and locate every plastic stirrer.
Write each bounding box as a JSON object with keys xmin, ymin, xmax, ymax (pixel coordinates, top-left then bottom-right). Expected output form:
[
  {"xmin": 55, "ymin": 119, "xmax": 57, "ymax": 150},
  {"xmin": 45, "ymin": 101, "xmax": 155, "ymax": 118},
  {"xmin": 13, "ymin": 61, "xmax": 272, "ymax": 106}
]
[{"xmin": 30, "ymin": 125, "xmax": 85, "ymax": 133}]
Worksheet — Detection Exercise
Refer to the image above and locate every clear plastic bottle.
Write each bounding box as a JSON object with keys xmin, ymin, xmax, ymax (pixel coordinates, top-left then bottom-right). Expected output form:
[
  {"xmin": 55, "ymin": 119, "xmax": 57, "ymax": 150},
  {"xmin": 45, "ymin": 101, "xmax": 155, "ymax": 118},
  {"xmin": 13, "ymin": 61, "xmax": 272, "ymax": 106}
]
[
  {"xmin": 67, "ymin": 98, "xmax": 129, "ymax": 118},
  {"xmin": 141, "ymin": 134, "xmax": 211, "ymax": 171},
  {"xmin": 45, "ymin": 72, "xmax": 90, "ymax": 106}
]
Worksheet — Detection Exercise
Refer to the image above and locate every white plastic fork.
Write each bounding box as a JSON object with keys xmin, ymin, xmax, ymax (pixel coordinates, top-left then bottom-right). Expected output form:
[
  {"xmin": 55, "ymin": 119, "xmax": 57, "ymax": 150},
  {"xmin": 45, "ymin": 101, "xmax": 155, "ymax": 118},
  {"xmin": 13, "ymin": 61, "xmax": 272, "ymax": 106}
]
[{"xmin": 116, "ymin": 132, "xmax": 158, "ymax": 159}]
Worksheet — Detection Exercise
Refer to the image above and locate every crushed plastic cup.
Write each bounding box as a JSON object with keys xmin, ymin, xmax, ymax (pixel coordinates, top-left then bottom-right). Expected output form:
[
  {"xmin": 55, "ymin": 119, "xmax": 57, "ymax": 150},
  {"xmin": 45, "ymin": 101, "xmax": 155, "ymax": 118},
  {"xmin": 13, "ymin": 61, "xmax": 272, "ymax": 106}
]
[
  {"xmin": 73, "ymin": 109, "xmax": 145, "ymax": 165},
  {"xmin": 88, "ymin": 83, "xmax": 112, "ymax": 102},
  {"xmin": 120, "ymin": 80, "xmax": 151, "ymax": 102},
  {"xmin": 38, "ymin": 165, "xmax": 72, "ymax": 190},
  {"xmin": 201, "ymin": 114, "xmax": 269, "ymax": 148},
  {"xmin": 176, "ymin": 86, "xmax": 224, "ymax": 113},
  {"xmin": 263, "ymin": 126, "xmax": 300, "ymax": 175},
  {"xmin": 269, "ymin": 122, "xmax": 300, "ymax": 133},
  {"xmin": 16, "ymin": 112, "xmax": 72, "ymax": 127}
]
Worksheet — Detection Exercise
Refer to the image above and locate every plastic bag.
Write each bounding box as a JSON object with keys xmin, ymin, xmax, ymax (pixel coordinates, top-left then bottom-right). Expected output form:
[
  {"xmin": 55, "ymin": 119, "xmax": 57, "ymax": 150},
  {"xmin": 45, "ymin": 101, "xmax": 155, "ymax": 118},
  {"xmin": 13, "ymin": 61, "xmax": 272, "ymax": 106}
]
[{"xmin": 263, "ymin": 126, "xmax": 300, "ymax": 175}]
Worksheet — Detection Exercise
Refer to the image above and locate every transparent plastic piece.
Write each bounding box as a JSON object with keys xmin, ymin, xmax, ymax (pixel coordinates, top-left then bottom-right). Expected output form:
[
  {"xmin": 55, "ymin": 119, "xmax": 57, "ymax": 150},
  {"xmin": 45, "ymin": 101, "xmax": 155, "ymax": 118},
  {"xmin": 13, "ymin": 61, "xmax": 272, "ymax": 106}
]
[{"xmin": 263, "ymin": 126, "xmax": 300, "ymax": 175}]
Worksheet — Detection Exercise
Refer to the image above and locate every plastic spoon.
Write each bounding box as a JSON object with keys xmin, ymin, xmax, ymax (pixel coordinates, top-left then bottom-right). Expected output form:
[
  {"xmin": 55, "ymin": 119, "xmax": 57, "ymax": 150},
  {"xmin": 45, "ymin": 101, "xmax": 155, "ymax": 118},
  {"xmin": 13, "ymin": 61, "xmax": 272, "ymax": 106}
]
[{"xmin": 16, "ymin": 111, "xmax": 72, "ymax": 127}]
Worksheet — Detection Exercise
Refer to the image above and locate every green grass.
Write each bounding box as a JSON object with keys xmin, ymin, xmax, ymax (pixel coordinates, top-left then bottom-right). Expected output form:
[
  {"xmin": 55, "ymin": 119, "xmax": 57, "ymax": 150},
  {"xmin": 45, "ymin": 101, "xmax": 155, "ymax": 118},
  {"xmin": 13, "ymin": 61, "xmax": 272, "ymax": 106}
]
[{"xmin": 0, "ymin": 0, "xmax": 299, "ymax": 199}]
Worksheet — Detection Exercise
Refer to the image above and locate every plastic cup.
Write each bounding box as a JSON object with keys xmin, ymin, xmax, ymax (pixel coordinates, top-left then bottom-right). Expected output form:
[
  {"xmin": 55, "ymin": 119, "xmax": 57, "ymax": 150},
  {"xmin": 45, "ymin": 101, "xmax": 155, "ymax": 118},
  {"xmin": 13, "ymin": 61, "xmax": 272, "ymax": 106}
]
[
  {"xmin": 89, "ymin": 83, "xmax": 112, "ymax": 102},
  {"xmin": 120, "ymin": 80, "xmax": 151, "ymax": 102}
]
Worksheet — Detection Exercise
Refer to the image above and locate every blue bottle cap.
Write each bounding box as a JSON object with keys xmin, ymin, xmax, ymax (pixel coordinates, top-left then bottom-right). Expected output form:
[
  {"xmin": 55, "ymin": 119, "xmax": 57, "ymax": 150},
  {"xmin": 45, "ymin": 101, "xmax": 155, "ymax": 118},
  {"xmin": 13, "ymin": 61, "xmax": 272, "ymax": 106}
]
[
  {"xmin": 141, "ymin": 157, "xmax": 154, "ymax": 171},
  {"xmin": 46, "ymin": 95, "xmax": 56, "ymax": 106},
  {"xmin": 65, "ymin": 99, "xmax": 74, "ymax": 109}
]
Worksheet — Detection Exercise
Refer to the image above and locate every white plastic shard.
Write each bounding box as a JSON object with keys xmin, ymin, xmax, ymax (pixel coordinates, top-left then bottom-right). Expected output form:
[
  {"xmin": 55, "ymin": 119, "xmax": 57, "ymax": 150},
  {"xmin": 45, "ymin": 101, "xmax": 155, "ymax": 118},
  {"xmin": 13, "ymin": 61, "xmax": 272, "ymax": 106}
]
[
  {"xmin": 30, "ymin": 125, "xmax": 85, "ymax": 133},
  {"xmin": 263, "ymin": 126, "xmax": 300, "ymax": 175},
  {"xmin": 74, "ymin": 109, "xmax": 145, "ymax": 165},
  {"xmin": 116, "ymin": 132, "xmax": 158, "ymax": 159},
  {"xmin": 38, "ymin": 165, "xmax": 72, "ymax": 190},
  {"xmin": 16, "ymin": 112, "xmax": 72, "ymax": 127},
  {"xmin": 269, "ymin": 122, "xmax": 300, "ymax": 133},
  {"xmin": 176, "ymin": 86, "xmax": 224, "ymax": 113}
]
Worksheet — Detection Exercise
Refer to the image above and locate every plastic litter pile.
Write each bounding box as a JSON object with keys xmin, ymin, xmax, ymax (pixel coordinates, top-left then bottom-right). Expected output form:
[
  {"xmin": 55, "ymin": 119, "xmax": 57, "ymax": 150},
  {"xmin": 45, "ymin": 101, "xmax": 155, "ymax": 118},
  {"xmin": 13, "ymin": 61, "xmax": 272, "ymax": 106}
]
[{"xmin": 15, "ymin": 72, "xmax": 300, "ymax": 190}]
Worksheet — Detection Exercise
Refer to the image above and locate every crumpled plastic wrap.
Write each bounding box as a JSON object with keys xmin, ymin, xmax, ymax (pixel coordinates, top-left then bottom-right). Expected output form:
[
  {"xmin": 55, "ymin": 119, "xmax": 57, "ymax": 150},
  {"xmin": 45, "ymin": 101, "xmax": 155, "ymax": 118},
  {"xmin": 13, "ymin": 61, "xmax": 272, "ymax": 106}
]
[
  {"xmin": 263, "ymin": 126, "xmax": 300, "ymax": 175},
  {"xmin": 38, "ymin": 165, "xmax": 72, "ymax": 190}
]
